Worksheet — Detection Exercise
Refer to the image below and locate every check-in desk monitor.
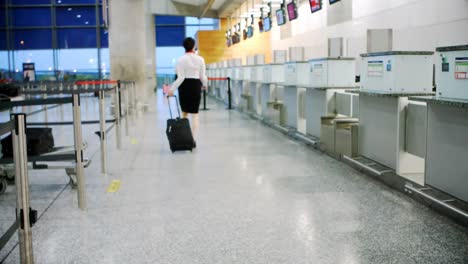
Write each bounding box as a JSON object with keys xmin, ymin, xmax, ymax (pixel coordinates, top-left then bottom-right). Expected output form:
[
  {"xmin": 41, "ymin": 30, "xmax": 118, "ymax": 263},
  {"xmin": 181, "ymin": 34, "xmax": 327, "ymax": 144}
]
[{"xmin": 360, "ymin": 51, "xmax": 434, "ymax": 93}]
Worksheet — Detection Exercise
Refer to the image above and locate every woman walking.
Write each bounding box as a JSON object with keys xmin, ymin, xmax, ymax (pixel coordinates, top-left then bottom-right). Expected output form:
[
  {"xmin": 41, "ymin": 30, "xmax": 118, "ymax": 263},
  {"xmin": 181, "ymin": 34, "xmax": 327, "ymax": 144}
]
[{"xmin": 167, "ymin": 37, "xmax": 208, "ymax": 147}]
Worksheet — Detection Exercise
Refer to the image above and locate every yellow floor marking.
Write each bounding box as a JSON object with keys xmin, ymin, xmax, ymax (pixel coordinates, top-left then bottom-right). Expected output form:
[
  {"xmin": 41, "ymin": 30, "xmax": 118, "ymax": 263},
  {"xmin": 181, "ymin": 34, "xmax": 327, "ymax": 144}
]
[
  {"xmin": 107, "ymin": 180, "xmax": 121, "ymax": 193},
  {"xmin": 131, "ymin": 138, "xmax": 138, "ymax": 145}
]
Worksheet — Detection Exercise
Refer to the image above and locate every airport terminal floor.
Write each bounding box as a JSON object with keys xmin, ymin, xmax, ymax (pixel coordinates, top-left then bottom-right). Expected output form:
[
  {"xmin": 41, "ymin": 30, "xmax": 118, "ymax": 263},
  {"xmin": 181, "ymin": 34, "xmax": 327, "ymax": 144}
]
[{"xmin": 1, "ymin": 91, "xmax": 468, "ymax": 263}]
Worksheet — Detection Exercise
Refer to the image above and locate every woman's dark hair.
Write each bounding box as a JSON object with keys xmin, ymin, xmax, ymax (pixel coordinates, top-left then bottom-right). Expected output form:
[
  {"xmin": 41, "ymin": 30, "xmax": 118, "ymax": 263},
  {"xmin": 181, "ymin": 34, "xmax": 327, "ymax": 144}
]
[{"xmin": 183, "ymin": 37, "xmax": 196, "ymax": 52}]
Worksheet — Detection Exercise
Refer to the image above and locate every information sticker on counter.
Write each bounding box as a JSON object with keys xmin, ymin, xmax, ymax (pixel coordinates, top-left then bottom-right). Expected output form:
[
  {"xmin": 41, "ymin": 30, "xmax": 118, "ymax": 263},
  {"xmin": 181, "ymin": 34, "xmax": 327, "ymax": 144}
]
[
  {"xmin": 287, "ymin": 63, "xmax": 296, "ymax": 73},
  {"xmin": 313, "ymin": 64, "xmax": 324, "ymax": 77},
  {"xmin": 455, "ymin": 57, "xmax": 468, "ymax": 80},
  {"xmin": 367, "ymin": 60, "xmax": 384, "ymax": 77}
]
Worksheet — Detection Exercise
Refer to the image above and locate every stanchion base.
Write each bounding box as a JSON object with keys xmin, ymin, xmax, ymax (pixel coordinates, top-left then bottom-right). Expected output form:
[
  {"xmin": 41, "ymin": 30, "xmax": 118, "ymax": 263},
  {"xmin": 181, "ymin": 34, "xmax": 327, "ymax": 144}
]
[{"xmin": 201, "ymin": 108, "xmax": 210, "ymax": 111}]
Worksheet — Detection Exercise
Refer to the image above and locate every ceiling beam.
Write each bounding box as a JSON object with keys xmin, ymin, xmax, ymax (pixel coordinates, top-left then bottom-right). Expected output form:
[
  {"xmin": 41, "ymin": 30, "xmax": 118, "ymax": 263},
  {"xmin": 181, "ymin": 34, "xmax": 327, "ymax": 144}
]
[
  {"xmin": 217, "ymin": 0, "xmax": 245, "ymax": 18},
  {"xmin": 158, "ymin": 1, "xmax": 218, "ymax": 18},
  {"xmin": 200, "ymin": 0, "xmax": 217, "ymax": 18}
]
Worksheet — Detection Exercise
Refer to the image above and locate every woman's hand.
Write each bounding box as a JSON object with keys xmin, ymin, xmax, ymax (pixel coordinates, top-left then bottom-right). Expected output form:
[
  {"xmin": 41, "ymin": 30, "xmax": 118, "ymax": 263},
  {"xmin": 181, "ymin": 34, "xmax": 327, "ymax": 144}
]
[{"xmin": 167, "ymin": 90, "xmax": 174, "ymax": 97}]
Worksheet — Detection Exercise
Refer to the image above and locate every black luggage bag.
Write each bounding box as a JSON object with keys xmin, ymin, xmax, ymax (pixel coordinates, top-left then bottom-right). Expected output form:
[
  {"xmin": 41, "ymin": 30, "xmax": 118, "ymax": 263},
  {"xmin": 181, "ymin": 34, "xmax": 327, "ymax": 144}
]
[
  {"xmin": 1, "ymin": 127, "xmax": 55, "ymax": 158},
  {"xmin": 166, "ymin": 96, "xmax": 194, "ymax": 153},
  {"xmin": 0, "ymin": 84, "xmax": 20, "ymax": 101}
]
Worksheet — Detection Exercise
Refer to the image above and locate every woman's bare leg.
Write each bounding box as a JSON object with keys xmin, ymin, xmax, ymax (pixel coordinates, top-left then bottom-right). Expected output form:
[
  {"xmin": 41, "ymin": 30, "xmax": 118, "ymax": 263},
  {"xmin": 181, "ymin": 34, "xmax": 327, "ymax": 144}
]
[
  {"xmin": 191, "ymin": 113, "xmax": 199, "ymax": 140},
  {"xmin": 182, "ymin": 112, "xmax": 188, "ymax": 118}
]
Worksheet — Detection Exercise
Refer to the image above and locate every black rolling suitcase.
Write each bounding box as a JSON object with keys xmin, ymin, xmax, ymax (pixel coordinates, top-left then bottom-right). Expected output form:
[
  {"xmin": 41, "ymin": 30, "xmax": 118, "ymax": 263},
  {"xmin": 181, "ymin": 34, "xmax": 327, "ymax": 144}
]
[
  {"xmin": 166, "ymin": 96, "xmax": 195, "ymax": 153},
  {"xmin": 0, "ymin": 84, "xmax": 19, "ymax": 101},
  {"xmin": 1, "ymin": 127, "xmax": 55, "ymax": 158}
]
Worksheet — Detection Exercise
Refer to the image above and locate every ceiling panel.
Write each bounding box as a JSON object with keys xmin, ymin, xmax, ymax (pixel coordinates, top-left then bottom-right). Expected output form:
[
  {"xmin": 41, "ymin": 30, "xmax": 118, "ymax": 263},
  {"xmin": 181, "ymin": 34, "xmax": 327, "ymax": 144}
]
[
  {"xmin": 171, "ymin": 0, "xmax": 207, "ymax": 5},
  {"xmin": 211, "ymin": 0, "xmax": 226, "ymax": 10}
]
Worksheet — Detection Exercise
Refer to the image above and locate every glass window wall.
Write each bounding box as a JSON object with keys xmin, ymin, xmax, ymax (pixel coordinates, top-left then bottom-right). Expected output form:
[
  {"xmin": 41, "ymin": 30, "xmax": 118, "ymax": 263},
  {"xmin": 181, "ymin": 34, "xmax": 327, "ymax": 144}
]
[
  {"xmin": 57, "ymin": 48, "xmax": 98, "ymax": 80},
  {"xmin": 13, "ymin": 49, "xmax": 54, "ymax": 80},
  {"xmin": 155, "ymin": 15, "xmax": 219, "ymax": 85},
  {"xmin": 12, "ymin": 7, "xmax": 51, "ymax": 27},
  {"xmin": 1, "ymin": 1, "xmax": 107, "ymax": 80},
  {"xmin": 56, "ymin": 6, "xmax": 96, "ymax": 26}
]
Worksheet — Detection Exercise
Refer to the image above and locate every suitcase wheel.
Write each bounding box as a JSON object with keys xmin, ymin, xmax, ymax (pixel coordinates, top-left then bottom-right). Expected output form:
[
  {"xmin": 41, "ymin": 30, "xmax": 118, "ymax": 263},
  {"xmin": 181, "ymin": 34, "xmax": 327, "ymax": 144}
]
[{"xmin": 0, "ymin": 178, "xmax": 7, "ymax": 194}]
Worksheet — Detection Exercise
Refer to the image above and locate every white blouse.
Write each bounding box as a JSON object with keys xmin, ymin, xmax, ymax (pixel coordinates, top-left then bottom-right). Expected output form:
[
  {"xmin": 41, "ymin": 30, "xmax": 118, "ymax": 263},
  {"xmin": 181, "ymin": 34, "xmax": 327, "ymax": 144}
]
[{"xmin": 170, "ymin": 53, "xmax": 208, "ymax": 92}]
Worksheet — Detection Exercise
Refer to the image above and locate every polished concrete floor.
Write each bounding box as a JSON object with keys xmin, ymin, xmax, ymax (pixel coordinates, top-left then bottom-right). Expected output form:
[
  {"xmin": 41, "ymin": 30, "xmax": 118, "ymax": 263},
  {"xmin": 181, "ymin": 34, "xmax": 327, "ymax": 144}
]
[{"xmin": 1, "ymin": 92, "xmax": 468, "ymax": 263}]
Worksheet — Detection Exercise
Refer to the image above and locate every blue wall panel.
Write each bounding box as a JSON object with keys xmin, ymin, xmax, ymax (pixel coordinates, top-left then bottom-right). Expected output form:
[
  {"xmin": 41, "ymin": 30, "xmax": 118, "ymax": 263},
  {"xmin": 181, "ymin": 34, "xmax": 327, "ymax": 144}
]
[
  {"xmin": 57, "ymin": 6, "xmax": 96, "ymax": 26},
  {"xmin": 13, "ymin": 8, "xmax": 51, "ymax": 27},
  {"xmin": 13, "ymin": 29, "xmax": 52, "ymax": 49},
  {"xmin": 58, "ymin": 28, "xmax": 96, "ymax": 48},
  {"xmin": 156, "ymin": 26, "xmax": 185, "ymax": 47}
]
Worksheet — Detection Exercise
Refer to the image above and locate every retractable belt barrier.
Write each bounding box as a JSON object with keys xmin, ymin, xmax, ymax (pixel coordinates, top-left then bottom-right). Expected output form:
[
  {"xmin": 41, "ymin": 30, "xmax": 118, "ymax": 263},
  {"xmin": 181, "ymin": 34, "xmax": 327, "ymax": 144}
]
[
  {"xmin": 2, "ymin": 79, "xmax": 135, "ymax": 207},
  {"xmin": 16, "ymin": 79, "xmax": 137, "ymax": 174},
  {"xmin": 207, "ymin": 77, "xmax": 233, "ymax": 110},
  {"xmin": 0, "ymin": 79, "xmax": 136, "ymax": 263},
  {"xmin": 0, "ymin": 115, "xmax": 36, "ymax": 264},
  {"xmin": 0, "ymin": 97, "xmax": 87, "ymax": 211}
]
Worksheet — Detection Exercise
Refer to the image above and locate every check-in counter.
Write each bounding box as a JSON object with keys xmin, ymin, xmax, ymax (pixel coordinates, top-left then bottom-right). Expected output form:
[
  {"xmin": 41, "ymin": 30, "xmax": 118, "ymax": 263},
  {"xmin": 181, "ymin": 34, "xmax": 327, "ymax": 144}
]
[
  {"xmin": 360, "ymin": 51, "xmax": 433, "ymax": 93},
  {"xmin": 240, "ymin": 66, "xmax": 253, "ymax": 111},
  {"xmin": 282, "ymin": 61, "xmax": 309, "ymax": 132},
  {"xmin": 251, "ymin": 64, "xmax": 265, "ymax": 115},
  {"xmin": 357, "ymin": 50, "xmax": 434, "ymax": 185},
  {"xmin": 358, "ymin": 91, "xmax": 433, "ymax": 185},
  {"xmin": 265, "ymin": 88, "xmax": 286, "ymax": 126},
  {"xmin": 321, "ymin": 116, "xmax": 359, "ymax": 159},
  {"xmin": 231, "ymin": 66, "xmax": 243, "ymax": 106},
  {"xmin": 309, "ymin": 57, "xmax": 356, "ymax": 87},
  {"xmin": 261, "ymin": 63, "xmax": 286, "ymax": 125},
  {"xmin": 305, "ymin": 87, "xmax": 357, "ymax": 138},
  {"xmin": 306, "ymin": 57, "xmax": 358, "ymax": 138},
  {"xmin": 335, "ymin": 91, "xmax": 360, "ymax": 118},
  {"xmin": 219, "ymin": 67, "xmax": 228, "ymax": 101},
  {"xmin": 213, "ymin": 67, "xmax": 221, "ymax": 97},
  {"xmin": 206, "ymin": 66, "xmax": 214, "ymax": 95},
  {"xmin": 407, "ymin": 45, "xmax": 468, "ymax": 203},
  {"xmin": 410, "ymin": 96, "xmax": 468, "ymax": 203},
  {"xmin": 320, "ymin": 90, "xmax": 360, "ymax": 158}
]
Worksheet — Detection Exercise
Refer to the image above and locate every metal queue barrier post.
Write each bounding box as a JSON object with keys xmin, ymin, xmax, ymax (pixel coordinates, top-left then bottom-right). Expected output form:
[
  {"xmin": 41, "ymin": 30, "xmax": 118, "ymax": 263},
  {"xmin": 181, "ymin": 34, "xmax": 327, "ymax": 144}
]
[
  {"xmin": 123, "ymin": 82, "xmax": 130, "ymax": 136},
  {"xmin": 98, "ymin": 90, "xmax": 107, "ymax": 174},
  {"xmin": 12, "ymin": 114, "xmax": 36, "ymax": 264},
  {"xmin": 227, "ymin": 77, "xmax": 232, "ymax": 110},
  {"xmin": 132, "ymin": 81, "xmax": 137, "ymax": 114},
  {"xmin": 206, "ymin": 77, "xmax": 233, "ymax": 110},
  {"xmin": 8, "ymin": 80, "xmax": 132, "ymax": 205},
  {"xmin": 72, "ymin": 94, "xmax": 87, "ymax": 210},
  {"xmin": 201, "ymin": 87, "xmax": 210, "ymax": 111},
  {"xmin": 115, "ymin": 81, "xmax": 122, "ymax": 150}
]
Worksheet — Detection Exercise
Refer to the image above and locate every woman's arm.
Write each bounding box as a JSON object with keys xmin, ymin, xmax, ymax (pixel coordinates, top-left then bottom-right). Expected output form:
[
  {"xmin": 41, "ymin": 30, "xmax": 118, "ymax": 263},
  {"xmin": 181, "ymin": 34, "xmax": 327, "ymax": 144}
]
[
  {"xmin": 170, "ymin": 61, "xmax": 185, "ymax": 93},
  {"xmin": 200, "ymin": 57, "xmax": 208, "ymax": 88}
]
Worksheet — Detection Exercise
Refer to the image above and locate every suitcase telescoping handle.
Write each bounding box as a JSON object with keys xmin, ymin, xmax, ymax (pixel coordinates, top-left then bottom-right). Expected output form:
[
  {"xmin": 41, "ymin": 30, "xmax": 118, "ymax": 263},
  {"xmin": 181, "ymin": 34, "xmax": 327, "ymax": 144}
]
[{"xmin": 167, "ymin": 95, "xmax": 181, "ymax": 119}]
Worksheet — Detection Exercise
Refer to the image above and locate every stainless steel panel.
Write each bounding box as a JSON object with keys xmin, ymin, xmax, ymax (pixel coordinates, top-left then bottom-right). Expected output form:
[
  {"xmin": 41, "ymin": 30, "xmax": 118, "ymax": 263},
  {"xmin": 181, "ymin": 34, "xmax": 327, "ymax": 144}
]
[
  {"xmin": 405, "ymin": 102, "xmax": 427, "ymax": 158},
  {"xmin": 426, "ymin": 104, "xmax": 468, "ymax": 203},
  {"xmin": 336, "ymin": 93, "xmax": 352, "ymax": 116}
]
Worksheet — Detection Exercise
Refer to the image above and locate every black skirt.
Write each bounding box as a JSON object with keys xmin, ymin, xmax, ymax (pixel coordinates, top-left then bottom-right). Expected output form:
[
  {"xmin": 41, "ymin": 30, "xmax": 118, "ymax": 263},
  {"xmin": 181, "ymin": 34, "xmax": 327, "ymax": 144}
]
[{"xmin": 178, "ymin": 78, "xmax": 202, "ymax": 114}]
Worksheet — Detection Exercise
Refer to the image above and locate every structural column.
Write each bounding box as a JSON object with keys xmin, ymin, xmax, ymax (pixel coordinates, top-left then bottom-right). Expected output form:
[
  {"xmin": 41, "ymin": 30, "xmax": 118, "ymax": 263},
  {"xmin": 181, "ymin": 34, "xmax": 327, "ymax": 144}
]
[{"xmin": 109, "ymin": 0, "xmax": 156, "ymax": 108}]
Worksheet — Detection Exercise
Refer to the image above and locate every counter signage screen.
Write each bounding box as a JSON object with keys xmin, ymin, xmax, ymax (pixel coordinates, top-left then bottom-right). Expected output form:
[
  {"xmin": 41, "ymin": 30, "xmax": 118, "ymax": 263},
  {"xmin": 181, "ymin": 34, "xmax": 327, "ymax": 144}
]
[
  {"xmin": 276, "ymin": 9, "xmax": 286, "ymax": 26},
  {"xmin": 287, "ymin": 2, "xmax": 298, "ymax": 21},
  {"xmin": 258, "ymin": 20, "xmax": 264, "ymax": 32},
  {"xmin": 231, "ymin": 33, "xmax": 240, "ymax": 44},
  {"xmin": 309, "ymin": 0, "xmax": 322, "ymax": 13},
  {"xmin": 263, "ymin": 17, "xmax": 271, "ymax": 32},
  {"xmin": 247, "ymin": 26, "xmax": 254, "ymax": 38},
  {"xmin": 329, "ymin": 0, "xmax": 340, "ymax": 4}
]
